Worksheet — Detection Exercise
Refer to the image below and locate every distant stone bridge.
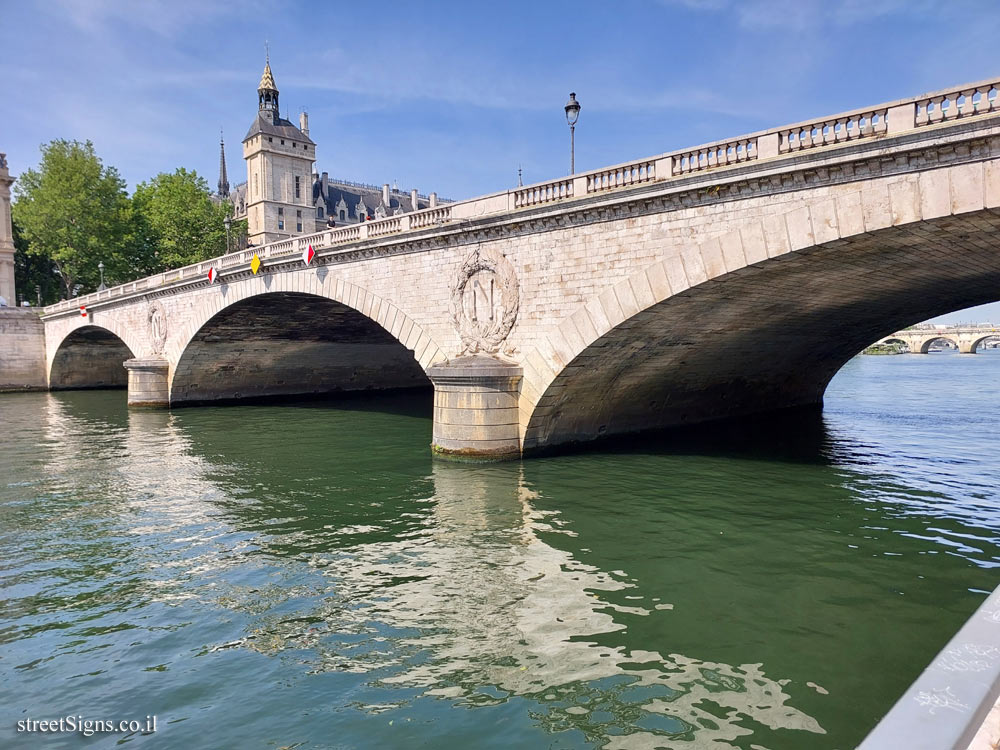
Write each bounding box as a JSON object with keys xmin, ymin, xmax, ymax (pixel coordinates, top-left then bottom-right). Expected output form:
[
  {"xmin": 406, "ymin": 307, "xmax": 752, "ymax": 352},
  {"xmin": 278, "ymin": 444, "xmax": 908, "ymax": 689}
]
[
  {"xmin": 34, "ymin": 78, "xmax": 1000, "ymax": 457},
  {"xmin": 877, "ymin": 325, "xmax": 1000, "ymax": 353}
]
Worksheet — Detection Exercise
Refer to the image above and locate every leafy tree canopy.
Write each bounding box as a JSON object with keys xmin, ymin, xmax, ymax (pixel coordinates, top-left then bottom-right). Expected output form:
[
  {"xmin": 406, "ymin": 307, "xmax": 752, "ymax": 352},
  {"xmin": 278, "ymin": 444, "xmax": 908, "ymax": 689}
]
[
  {"xmin": 12, "ymin": 139, "xmax": 146, "ymax": 298},
  {"xmin": 132, "ymin": 168, "xmax": 228, "ymax": 271}
]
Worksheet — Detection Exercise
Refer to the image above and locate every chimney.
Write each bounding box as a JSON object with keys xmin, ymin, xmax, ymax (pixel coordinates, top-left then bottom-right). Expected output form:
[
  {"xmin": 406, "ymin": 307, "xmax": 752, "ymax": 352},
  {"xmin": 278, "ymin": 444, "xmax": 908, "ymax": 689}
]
[
  {"xmin": 382, "ymin": 184, "xmax": 390, "ymax": 207},
  {"xmin": 321, "ymin": 171, "xmax": 328, "ymax": 194},
  {"xmin": 299, "ymin": 111, "xmax": 309, "ymax": 137},
  {"xmin": 410, "ymin": 189, "xmax": 419, "ymax": 211},
  {"xmin": 429, "ymin": 192, "xmax": 438, "ymax": 208}
]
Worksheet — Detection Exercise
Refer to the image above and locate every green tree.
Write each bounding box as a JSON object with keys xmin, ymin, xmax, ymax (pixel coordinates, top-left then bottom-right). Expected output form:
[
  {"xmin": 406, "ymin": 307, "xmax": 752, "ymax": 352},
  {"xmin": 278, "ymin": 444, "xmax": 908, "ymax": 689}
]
[
  {"xmin": 132, "ymin": 168, "xmax": 227, "ymax": 270},
  {"xmin": 12, "ymin": 139, "xmax": 144, "ymax": 298},
  {"xmin": 12, "ymin": 219, "xmax": 60, "ymax": 306}
]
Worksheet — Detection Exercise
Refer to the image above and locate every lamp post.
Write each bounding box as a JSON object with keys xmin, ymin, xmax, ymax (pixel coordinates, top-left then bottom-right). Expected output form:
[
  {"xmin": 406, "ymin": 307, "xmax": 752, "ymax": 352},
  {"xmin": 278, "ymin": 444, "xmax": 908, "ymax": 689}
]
[
  {"xmin": 224, "ymin": 214, "xmax": 232, "ymax": 253},
  {"xmin": 97, "ymin": 261, "xmax": 107, "ymax": 291},
  {"xmin": 564, "ymin": 92, "xmax": 581, "ymax": 175}
]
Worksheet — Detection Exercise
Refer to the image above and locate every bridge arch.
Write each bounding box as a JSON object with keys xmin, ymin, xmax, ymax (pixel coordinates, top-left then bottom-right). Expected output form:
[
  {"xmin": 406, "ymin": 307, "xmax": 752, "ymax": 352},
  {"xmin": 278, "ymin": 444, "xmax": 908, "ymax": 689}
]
[
  {"xmin": 49, "ymin": 325, "xmax": 136, "ymax": 390},
  {"xmin": 970, "ymin": 334, "xmax": 1000, "ymax": 353},
  {"xmin": 520, "ymin": 167, "xmax": 1000, "ymax": 452},
  {"xmin": 169, "ymin": 273, "xmax": 444, "ymax": 404},
  {"xmin": 916, "ymin": 336, "xmax": 959, "ymax": 354}
]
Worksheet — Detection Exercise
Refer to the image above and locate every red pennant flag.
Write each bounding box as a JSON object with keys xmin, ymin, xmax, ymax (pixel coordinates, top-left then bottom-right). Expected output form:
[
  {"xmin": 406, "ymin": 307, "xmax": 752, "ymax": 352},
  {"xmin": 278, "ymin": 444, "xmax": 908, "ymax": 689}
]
[
  {"xmin": 207, "ymin": 267, "xmax": 218, "ymax": 284},
  {"xmin": 80, "ymin": 305, "xmax": 87, "ymax": 318},
  {"xmin": 302, "ymin": 245, "xmax": 315, "ymax": 265}
]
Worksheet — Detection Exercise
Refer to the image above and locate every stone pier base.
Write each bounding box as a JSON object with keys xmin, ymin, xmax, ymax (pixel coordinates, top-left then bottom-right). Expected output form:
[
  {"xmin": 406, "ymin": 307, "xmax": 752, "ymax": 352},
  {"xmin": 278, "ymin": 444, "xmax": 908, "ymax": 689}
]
[
  {"xmin": 428, "ymin": 355, "xmax": 522, "ymax": 460},
  {"xmin": 123, "ymin": 358, "xmax": 170, "ymax": 407}
]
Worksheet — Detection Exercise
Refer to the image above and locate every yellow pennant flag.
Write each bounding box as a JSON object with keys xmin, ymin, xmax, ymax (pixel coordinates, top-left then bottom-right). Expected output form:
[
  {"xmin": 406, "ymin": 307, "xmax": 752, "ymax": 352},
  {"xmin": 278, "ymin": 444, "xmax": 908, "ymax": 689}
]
[{"xmin": 250, "ymin": 253, "xmax": 262, "ymax": 275}]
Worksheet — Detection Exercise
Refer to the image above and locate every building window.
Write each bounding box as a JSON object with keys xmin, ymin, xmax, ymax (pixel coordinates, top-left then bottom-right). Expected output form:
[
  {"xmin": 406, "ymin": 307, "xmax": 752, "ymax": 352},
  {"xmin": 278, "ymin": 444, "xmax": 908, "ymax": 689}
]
[
  {"xmin": 281, "ymin": 139, "xmax": 285, "ymax": 145},
  {"xmin": 340, "ymin": 210, "xmax": 346, "ymax": 220},
  {"xmin": 268, "ymin": 137, "xmax": 273, "ymax": 142},
  {"xmin": 297, "ymin": 222, "xmax": 302, "ymax": 232},
  {"xmin": 292, "ymin": 142, "xmax": 296, "ymax": 148},
  {"xmin": 296, "ymin": 210, "xmax": 301, "ymax": 218},
  {"xmin": 316, "ymin": 206, "xmax": 324, "ymax": 218},
  {"xmin": 278, "ymin": 207, "xmax": 284, "ymax": 215},
  {"xmin": 278, "ymin": 220, "xmax": 284, "ymax": 230},
  {"xmin": 295, "ymin": 176, "xmax": 300, "ymax": 199}
]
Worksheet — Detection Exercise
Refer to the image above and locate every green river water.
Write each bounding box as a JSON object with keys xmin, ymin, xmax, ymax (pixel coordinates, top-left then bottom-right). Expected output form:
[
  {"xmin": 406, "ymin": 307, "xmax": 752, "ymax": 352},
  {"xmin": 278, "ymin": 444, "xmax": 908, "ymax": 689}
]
[{"xmin": 1, "ymin": 351, "xmax": 999, "ymax": 749}]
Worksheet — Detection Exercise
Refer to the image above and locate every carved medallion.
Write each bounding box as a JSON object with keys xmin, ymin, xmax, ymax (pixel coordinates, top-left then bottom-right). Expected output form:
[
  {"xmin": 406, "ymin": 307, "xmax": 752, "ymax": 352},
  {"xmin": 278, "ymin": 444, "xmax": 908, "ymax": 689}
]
[
  {"xmin": 148, "ymin": 300, "xmax": 167, "ymax": 354},
  {"xmin": 450, "ymin": 246, "xmax": 519, "ymax": 354}
]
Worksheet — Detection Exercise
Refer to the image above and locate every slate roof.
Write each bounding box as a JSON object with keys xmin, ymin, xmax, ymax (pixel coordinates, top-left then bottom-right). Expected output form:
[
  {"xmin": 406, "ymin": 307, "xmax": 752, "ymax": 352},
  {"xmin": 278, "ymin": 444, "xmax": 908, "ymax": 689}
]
[{"xmin": 243, "ymin": 111, "xmax": 315, "ymax": 145}]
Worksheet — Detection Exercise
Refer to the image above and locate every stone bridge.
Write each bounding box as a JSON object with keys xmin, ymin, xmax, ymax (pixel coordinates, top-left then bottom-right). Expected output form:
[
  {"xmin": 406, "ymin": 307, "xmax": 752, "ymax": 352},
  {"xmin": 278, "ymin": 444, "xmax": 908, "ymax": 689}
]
[
  {"xmin": 877, "ymin": 325, "xmax": 1000, "ymax": 353},
  {"xmin": 35, "ymin": 78, "xmax": 1000, "ymax": 457}
]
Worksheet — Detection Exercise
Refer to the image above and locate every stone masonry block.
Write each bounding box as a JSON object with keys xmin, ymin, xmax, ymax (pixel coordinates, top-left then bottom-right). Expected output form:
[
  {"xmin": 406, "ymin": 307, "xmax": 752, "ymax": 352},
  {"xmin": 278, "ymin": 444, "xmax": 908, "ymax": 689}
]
[
  {"xmin": 888, "ymin": 179, "xmax": 920, "ymax": 226},
  {"xmin": 810, "ymin": 199, "xmax": 840, "ymax": 245},
  {"xmin": 861, "ymin": 183, "xmax": 892, "ymax": 232},
  {"xmin": 719, "ymin": 230, "xmax": 747, "ymax": 273},
  {"xmin": 985, "ymin": 161, "xmax": 1000, "ymax": 209},
  {"xmin": 679, "ymin": 248, "xmax": 708, "ymax": 285},
  {"xmin": 628, "ymin": 271, "xmax": 656, "ymax": 311},
  {"xmin": 918, "ymin": 171, "xmax": 951, "ymax": 220},
  {"xmin": 762, "ymin": 213, "xmax": 791, "ymax": 258},
  {"xmin": 699, "ymin": 237, "xmax": 727, "ymax": 279},
  {"xmin": 951, "ymin": 162, "xmax": 985, "ymax": 215},
  {"xmin": 784, "ymin": 206, "xmax": 815, "ymax": 252},
  {"xmin": 644, "ymin": 262, "xmax": 672, "ymax": 302},
  {"xmin": 740, "ymin": 222, "xmax": 768, "ymax": 265},
  {"xmin": 662, "ymin": 256, "xmax": 690, "ymax": 294}
]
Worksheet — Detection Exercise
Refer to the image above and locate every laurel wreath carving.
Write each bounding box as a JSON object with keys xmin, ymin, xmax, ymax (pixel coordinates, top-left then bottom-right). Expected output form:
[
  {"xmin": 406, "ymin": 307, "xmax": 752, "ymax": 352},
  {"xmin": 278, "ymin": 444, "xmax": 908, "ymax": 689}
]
[{"xmin": 450, "ymin": 246, "xmax": 519, "ymax": 354}]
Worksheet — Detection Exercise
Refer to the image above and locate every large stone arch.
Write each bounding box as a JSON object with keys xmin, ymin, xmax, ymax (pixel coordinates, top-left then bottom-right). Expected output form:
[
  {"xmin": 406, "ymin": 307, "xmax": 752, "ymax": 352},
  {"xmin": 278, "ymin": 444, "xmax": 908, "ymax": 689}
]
[
  {"xmin": 519, "ymin": 161, "xmax": 1000, "ymax": 452},
  {"xmin": 168, "ymin": 272, "xmax": 445, "ymax": 404},
  {"xmin": 49, "ymin": 324, "xmax": 136, "ymax": 390}
]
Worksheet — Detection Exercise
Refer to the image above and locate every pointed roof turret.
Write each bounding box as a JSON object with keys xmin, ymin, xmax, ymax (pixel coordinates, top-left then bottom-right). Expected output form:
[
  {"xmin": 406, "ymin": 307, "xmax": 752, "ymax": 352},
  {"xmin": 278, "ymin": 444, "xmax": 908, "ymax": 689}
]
[
  {"xmin": 258, "ymin": 60, "xmax": 277, "ymax": 92},
  {"xmin": 257, "ymin": 54, "xmax": 279, "ymax": 122},
  {"xmin": 217, "ymin": 131, "xmax": 230, "ymax": 198}
]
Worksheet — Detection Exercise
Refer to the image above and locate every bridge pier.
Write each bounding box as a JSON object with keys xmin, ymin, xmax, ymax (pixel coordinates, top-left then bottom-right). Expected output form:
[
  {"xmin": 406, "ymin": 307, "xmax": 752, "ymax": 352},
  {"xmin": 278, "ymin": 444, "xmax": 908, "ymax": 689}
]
[
  {"xmin": 427, "ymin": 356, "xmax": 522, "ymax": 461},
  {"xmin": 123, "ymin": 358, "xmax": 170, "ymax": 408}
]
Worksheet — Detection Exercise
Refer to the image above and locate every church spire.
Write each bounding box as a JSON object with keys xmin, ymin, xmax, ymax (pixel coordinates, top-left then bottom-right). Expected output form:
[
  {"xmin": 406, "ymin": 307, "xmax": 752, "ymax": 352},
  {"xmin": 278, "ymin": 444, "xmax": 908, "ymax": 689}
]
[
  {"xmin": 258, "ymin": 53, "xmax": 279, "ymax": 122},
  {"xmin": 217, "ymin": 130, "xmax": 229, "ymax": 198}
]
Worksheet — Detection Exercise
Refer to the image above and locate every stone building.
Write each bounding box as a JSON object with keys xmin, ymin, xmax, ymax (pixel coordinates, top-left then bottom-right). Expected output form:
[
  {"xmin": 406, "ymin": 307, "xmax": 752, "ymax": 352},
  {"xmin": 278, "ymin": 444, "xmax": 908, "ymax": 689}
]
[{"xmin": 226, "ymin": 59, "xmax": 444, "ymax": 246}]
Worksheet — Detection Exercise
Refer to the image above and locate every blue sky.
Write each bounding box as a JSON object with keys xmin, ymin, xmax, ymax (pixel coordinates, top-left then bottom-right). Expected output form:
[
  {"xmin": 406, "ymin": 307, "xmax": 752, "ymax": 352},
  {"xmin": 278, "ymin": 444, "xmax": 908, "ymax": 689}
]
[{"xmin": 3, "ymin": 0, "xmax": 999, "ymax": 322}]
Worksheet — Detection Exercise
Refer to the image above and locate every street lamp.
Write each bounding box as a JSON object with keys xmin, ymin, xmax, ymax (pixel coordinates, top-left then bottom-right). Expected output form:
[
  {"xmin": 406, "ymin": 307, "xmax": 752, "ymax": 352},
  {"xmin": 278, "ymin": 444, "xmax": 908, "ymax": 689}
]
[
  {"xmin": 97, "ymin": 261, "xmax": 107, "ymax": 291},
  {"xmin": 564, "ymin": 92, "xmax": 581, "ymax": 174},
  {"xmin": 224, "ymin": 214, "xmax": 232, "ymax": 253}
]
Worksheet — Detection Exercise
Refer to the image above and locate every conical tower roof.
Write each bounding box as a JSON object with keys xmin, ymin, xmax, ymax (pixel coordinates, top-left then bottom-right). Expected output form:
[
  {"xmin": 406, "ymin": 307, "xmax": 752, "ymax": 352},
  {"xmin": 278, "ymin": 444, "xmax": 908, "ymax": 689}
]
[{"xmin": 258, "ymin": 60, "xmax": 277, "ymax": 92}]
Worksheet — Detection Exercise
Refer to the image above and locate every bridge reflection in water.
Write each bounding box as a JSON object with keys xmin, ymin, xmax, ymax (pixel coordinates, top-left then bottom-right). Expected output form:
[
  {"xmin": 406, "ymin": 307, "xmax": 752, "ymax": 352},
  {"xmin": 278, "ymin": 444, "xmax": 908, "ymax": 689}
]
[{"xmin": 2, "ymin": 371, "xmax": 993, "ymax": 749}]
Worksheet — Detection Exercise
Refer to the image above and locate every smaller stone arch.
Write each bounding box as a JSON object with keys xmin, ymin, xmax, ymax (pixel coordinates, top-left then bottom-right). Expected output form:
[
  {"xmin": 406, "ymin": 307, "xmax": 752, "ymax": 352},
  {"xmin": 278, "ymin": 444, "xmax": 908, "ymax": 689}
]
[
  {"xmin": 49, "ymin": 325, "xmax": 135, "ymax": 389},
  {"xmin": 917, "ymin": 336, "xmax": 959, "ymax": 354},
  {"xmin": 970, "ymin": 333, "xmax": 1000, "ymax": 353}
]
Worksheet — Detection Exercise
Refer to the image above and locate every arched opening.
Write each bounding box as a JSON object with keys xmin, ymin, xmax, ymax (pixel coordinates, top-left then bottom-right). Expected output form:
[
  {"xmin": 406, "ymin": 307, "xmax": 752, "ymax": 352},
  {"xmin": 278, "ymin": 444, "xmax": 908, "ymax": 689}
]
[
  {"xmin": 171, "ymin": 292, "xmax": 431, "ymax": 404},
  {"xmin": 49, "ymin": 326, "xmax": 134, "ymax": 390},
  {"xmin": 918, "ymin": 336, "xmax": 959, "ymax": 354},
  {"xmin": 971, "ymin": 334, "xmax": 1000, "ymax": 353},
  {"xmin": 523, "ymin": 213, "xmax": 1000, "ymax": 452}
]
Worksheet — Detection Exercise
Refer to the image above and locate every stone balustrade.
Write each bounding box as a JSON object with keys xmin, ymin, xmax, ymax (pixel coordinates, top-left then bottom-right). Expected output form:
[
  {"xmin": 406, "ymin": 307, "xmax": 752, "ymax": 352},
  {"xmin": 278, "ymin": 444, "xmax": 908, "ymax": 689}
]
[
  {"xmin": 916, "ymin": 83, "xmax": 999, "ymax": 127},
  {"xmin": 671, "ymin": 138, "xmax": 756, "ymax": 175},
  {"xmin": 587, "ymin": 160, "xmax": 657, "ymax": 191},
  {"xmin": 42, "ymin": 76, "xmax": 1000, "ymax": 317},
  {"xmin": 514, "ymin": 178, "xmax": 574, "ymax": 208}
]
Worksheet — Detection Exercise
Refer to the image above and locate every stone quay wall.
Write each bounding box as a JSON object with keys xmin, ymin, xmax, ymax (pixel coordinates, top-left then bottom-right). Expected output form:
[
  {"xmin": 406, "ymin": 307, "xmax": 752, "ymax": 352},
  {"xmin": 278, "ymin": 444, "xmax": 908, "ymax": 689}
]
[{"xmin": 0, "ymin": 308, "xmax": 46, "ymax": 392}]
